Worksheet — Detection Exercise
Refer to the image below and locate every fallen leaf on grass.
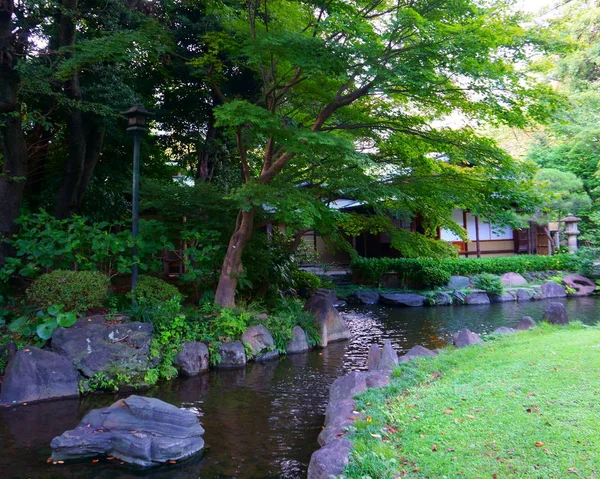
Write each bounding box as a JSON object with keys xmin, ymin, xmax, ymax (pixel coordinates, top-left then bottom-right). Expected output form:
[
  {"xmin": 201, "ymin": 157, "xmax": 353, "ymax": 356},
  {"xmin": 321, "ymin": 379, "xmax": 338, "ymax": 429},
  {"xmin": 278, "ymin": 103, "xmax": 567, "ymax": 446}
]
[
  {"xmin": 535, "ymin": 441, "xmax": 544, "ymax": 447},
  {"xmin": 370, "ymin": 433, "xmax": 382, "ymax": 438},
  {"xmin": 432, "ymin": 444, "xmax": 438, "ymax": 451},
  {"xmin": 544, "ymin": 449, "xmax": 552, "ymax": 455},
  {"xmin": 444, "ymin": 409, "xmax": 453, "ymax": 415},
  {"xmin": 568, "ymin": 467, "xmax": 578, "ymax": 474}
]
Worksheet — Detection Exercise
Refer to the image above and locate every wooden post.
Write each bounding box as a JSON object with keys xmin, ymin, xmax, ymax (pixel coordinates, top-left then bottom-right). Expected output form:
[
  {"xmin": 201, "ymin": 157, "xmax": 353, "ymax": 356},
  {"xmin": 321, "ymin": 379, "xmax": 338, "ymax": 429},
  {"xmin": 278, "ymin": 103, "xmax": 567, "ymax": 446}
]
[
  {"xmin": 462, "ymin": 210, "xmax": 469, "ymax": 258},
  {"xmin": 474, "ymin": 215, "xmax": 481, "ymax": 258}
]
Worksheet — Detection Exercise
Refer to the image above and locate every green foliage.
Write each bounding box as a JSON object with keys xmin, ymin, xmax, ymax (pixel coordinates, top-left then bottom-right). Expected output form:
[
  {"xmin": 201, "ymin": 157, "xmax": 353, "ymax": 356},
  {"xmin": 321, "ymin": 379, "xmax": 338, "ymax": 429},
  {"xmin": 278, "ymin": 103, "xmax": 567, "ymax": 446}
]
[
  {"xmin": 471, "ymin": 273, "xmax": 504, "ymax": 295},
  {"xmin": 574, "ymin": 247, "xmax": 600, "ymax": 278},
  {"xmin": 351, "ymin": 254, "xmax": 581, "ymax": 289},
  {"xmin": 131, "ymin": 296, "xmax": 201, "ymax": 383},
  {"xmin": 26, "ymin": 270, "xmax": 109, "ymax": 314},
  {"xmin": 7, "ymin": 304, "xmax": 77, "ymax": 344},
  {"xmin": 0, "ymin": 211, "xmax": 172, "ymax": 281},
  {"xmin": 131, "ymin": 276, "xmax": 181, "ymax": 304},
  {"xmin": 291, "ymin": 269, "xmax": 322, "ymax": 292},
  {"xmin": 254, "ymin": 299, "xmax": 321, "ymax": 353}
]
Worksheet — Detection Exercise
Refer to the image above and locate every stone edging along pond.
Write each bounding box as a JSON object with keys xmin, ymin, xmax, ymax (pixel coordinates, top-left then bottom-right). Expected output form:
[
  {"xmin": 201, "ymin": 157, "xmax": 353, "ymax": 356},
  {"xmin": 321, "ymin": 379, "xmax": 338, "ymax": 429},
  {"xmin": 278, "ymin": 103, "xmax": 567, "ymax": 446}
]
[
  {"xmin": 0, "ymin": 288, "xmax": 352, "ymax": 406},
  {"xmin": 306, "ymin": 300, "xmax": 572, "ymax": 479},
  {"xmin": 345, "ymin": 272, "xmax": 597, "ymax": 307}
]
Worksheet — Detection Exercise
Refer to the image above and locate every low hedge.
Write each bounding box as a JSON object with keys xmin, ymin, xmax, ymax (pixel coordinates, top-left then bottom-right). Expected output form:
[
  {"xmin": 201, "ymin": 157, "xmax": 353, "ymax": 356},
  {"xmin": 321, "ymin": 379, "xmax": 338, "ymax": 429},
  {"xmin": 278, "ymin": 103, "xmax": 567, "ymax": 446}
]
[
  {"xmin": 351, "ymin": 254, "xmax": 582, "ymax": 288},
  {"xmin": 26, "ymin": 270, "xmax": 110, "ymax": 313}
]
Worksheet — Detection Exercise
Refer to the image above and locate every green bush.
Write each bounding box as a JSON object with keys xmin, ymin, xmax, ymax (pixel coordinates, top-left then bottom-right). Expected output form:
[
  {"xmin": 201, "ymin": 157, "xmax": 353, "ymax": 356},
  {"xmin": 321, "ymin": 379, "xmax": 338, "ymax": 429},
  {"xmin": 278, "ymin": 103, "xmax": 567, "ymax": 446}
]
[
  {"xmin": 574, "ymin": 247, "xmax": 600, "ymax": 278},
  {"xmin": 418, "ymin": 265, "xmax": 451, "ymax": 289},
  {"xmin": 26, "ymin": 270, "xmax": 109, "ymax": 313},
  {"xmin": 471, "ymin": 273, "xmax": 504, "ymax": 295},
  {"xmin": 131, "ymin": 276, "xmax": 181, "ymax": 303},
  {"xmin": 351, "ymin": 254, "xmax": 581, "ymax": 289},
  {"xmin": 291, "ymin": 269, "xmax": 322, "ymax": 291}
]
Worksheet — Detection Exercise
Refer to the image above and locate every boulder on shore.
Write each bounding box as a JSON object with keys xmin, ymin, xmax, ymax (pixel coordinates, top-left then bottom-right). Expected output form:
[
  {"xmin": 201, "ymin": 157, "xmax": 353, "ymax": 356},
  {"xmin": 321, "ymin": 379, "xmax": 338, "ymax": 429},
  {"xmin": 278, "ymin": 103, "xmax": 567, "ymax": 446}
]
[
  {"xmin": 51, "ymin": 395, "xmax": 204, "ymax": 467},
  {"xmin": 447, "ymin": 276, "xmax": 471, "ymax": 289},
  {"xmin": 51, "ymin": 316, "xmax": 154, "ymax": 381},
  {"xmin": 540, "ymin": 282, "xmax": 567, "ymax": 299},
  {"xmin": 307, "ymin": 438, "xmax": 352, "ymax": 479},
  {"xmin": 0, "ymin": 347, "xmax": 79, "ymax": 406},
  {"xmin": 215, "ymin": 341, "xmax": 247, "ymax": 368},
  {"xmin": 304, "ymin": 294, "xmax": 351, "ymax": 347},
  {"xmin": 500, "ymin": 272, "xmax": 528, "ymax": 287},
  {"xmin": 543, "ymin": 302, "xmax": 569, "ymax": 325},
  {"xmin": 398, "ymin": 345, "xmax": 437, "ymax": 363},
  {"xmin": 174, "ymin": 342, "xmax": 209, "ymax": 376},
  {"xmin": 348, "ymin": 290, "xmax": 380, "ymax": 305},
  {"xmin": 379, "ymin": 293, "xmax": 426, "ymax": 307},
  {"xmin": 241, "ymin": 325, "xmax": 278, "ymax": 361},
  {"xmin": 286, "ymin": 326, "xmax": 310, "ymax": 354},
  {"xmin": 517, "ymin": 316, "xmax": 536, "ymax": 330},
  {"xmin": 563, "ymin": 274, "xmax": 596, "ymax": 296},
  {"xmin": 464, "ymin": 293, "xmax": 490, "ymax": 305},
  {"xmin": 452, "ymin": 329, "xmax": 483, "ymax": 348}
]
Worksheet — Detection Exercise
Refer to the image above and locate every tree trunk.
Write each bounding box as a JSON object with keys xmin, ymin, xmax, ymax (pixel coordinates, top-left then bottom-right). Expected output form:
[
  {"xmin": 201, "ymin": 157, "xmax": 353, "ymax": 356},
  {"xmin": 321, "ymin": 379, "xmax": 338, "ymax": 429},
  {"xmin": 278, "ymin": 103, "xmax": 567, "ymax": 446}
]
[
  {"xmin": 214, "ymin": 209, "xmax": 255, "ymax": 308},
  {"xmin": 0, "ymin": 0, "xmax": 28, "ymax": 267},
  {"xmin": 75, "ymin": 123, "xmax": 106, "ymax": 212}
]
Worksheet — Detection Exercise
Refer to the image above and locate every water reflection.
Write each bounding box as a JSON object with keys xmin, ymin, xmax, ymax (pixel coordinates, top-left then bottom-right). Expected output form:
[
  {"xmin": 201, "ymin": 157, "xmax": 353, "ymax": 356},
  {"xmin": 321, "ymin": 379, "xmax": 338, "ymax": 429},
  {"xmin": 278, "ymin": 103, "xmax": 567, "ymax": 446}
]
[{"xmin": 0, "ymin": 297, "xmax": 598, "ymax": 478}]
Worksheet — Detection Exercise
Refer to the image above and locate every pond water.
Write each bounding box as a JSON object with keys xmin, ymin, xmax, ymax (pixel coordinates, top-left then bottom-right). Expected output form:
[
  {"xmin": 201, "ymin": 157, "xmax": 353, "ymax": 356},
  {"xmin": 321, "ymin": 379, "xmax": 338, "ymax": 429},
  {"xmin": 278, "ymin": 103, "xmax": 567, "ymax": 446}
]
[{"xmin": 1, "ymin": 297, "xmax": 599, "ymax": 478}]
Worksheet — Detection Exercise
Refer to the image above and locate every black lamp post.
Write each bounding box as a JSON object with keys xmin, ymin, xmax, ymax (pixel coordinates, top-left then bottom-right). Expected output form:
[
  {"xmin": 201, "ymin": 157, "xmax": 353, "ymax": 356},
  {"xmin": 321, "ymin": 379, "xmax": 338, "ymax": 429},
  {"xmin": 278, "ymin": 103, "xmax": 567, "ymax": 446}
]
[{"xmin": 121, "ymin": 101, "xmax": 153, "ymax": 291}]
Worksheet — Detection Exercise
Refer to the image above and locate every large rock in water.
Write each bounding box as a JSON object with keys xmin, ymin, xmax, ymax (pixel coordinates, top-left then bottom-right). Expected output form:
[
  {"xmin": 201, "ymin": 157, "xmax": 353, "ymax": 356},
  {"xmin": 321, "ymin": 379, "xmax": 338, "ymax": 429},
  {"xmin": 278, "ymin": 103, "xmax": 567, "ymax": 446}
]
[
  {"xmin": 0, "ymin": 347, "xmax": 79, "ymax": 405},
  {"xmin": 379, "ymin": 293, "xmax": 425, "ymax": 307},
  {"xmin": 241, "ymin": 325, "xmax": 278, "ymax": 361},
  {"xmin": 51, "ymin": 395, "xmax": 204, "ymax": 467},
  {"xmin": 286, "ymin": 326, "xmax": 310, "ymax": 354},
  {"xmin": 51, "ymin": 316, "xmax": 154, "ymax": 381},
  {"xmin": 543, "ymin": 302, "xmax": 569, "ymax": 325},
  {"xmin": 174, "ymin": 342, "xmax": 209, "ymax": 376},
  {"xmin": 304, "ymin": 294, "xmax": 351, "ymax": 348}
]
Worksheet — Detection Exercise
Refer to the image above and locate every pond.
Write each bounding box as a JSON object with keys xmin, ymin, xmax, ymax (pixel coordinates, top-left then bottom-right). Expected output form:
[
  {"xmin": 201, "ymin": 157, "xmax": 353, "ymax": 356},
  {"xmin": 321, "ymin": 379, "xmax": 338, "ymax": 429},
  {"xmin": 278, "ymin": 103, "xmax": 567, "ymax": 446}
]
[{"xmin": 1, "ymin": 297, "xmax": 598, "ymax": 478}]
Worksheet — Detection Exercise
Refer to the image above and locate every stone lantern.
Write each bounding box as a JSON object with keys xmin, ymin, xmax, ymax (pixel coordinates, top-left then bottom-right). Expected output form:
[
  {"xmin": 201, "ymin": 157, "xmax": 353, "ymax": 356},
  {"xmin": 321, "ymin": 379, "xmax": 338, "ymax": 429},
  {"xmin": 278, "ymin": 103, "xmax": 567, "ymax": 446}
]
[{"xmin": 559, "ymin": 213, "xmax": 582, "ymax": 253}]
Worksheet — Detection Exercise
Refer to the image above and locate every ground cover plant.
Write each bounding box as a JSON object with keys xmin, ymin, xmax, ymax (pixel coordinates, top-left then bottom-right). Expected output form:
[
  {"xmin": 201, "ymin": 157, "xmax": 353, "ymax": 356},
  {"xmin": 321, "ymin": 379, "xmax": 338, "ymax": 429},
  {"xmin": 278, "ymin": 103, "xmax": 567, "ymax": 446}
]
[{"xmin": 346, "ymin": 323, "xmax": 600, "ymax": 478}]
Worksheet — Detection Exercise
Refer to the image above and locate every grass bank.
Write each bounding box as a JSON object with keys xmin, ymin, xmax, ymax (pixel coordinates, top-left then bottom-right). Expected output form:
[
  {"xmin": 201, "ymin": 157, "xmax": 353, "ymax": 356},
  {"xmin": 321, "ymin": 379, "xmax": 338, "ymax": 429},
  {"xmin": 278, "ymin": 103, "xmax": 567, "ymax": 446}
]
[{"xmin": 346, "ymin": 323, "xmax": 600, "ymax": 478}]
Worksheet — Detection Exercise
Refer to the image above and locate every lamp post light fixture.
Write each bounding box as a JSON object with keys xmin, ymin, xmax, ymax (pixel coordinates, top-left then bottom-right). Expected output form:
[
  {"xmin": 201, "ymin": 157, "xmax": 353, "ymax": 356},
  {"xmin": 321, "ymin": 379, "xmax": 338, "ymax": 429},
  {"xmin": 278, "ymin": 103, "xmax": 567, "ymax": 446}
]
[{"xmin": 121, "ymin": 101, "xmax": 153, "ymax": 291}]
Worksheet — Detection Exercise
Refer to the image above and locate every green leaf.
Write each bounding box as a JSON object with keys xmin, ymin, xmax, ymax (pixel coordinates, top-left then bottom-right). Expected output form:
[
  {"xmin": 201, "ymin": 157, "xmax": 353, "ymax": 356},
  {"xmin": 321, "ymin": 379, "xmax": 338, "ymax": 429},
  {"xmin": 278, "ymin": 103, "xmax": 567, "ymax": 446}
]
[
  {"xmin": 47, "ymin": 304, "xmax": 63, "ymax": 317},
  {"xmin": 57, "ymin": 312, "xmax": 77, "ymax": 328},
  {"xmin": 36, "ymin": 319, "xmax": 58, "ymax": 341}
]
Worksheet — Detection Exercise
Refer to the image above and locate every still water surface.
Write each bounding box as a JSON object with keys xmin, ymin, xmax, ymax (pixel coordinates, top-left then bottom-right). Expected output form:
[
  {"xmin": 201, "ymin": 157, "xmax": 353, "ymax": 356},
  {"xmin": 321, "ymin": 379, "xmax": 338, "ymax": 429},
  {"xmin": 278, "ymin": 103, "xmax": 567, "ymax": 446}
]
[{"xmin": 0, "ymin": 297, "xmax": 598, "ymax": 478}]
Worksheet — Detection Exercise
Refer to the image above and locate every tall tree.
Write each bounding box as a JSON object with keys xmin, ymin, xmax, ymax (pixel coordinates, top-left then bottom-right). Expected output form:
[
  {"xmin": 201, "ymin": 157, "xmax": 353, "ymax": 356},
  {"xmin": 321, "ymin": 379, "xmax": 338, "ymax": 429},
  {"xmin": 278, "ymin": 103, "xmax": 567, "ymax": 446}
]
[
  {"xmin": 204, "ymin": 0, "xmax": 557, "ymax": 307},
  {"xmin": 0, "ymin": 0, "xmax": 29, "ymax": 267}
]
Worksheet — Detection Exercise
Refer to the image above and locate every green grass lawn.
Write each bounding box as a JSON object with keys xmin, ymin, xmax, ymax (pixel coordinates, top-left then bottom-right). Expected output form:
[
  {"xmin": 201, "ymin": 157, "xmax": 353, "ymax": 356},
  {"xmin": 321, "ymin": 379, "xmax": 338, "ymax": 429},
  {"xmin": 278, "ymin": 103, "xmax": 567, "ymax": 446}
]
[{"xmin": 345, "ymin": 323, "xmax": 600, "ymax": 478}]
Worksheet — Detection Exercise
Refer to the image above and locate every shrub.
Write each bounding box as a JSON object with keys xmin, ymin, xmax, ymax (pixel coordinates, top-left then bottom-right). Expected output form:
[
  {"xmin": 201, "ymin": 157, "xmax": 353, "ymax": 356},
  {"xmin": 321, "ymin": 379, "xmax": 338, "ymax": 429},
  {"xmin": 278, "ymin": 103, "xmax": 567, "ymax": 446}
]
[
  {"xmin": 291, "ymin": 269, "xmax": 322, "ymax": 291},
  {"xmin": 26, "ymin": 270, "xmax": 109, "ymax": 313},
  {"xmin": 351, "ymin": 254, "xmax": 581, "ymax": 289},
  {"xmin": 418, "ymin": 265, "xmax": 451, "ymax": 289},
  {"xmin": 131, "ymin": 276, "xmax": 181, "ymax": 303},
  {"xmin": 574, "ymin": 247, "xmax": 600, "ymax": 278},
  {"xmin": 471, "ymin": 273, "xmax": 504, "ymax": 295}
]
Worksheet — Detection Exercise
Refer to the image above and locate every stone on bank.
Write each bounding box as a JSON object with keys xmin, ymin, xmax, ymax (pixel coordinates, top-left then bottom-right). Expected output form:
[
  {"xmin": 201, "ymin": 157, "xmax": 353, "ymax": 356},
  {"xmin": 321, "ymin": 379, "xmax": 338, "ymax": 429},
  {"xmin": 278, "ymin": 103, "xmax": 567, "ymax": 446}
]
[{"xmin": 0, "ymin": 347, "xmax": 79, "ymax": 405}]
